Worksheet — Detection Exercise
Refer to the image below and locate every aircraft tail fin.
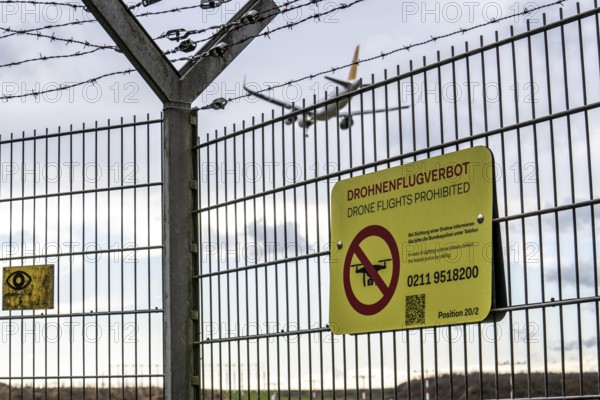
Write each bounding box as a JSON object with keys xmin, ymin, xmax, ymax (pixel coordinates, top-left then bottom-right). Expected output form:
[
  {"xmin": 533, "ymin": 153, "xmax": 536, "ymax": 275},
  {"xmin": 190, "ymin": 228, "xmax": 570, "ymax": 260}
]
[{"xmin": 348, "ymin": 45, "xmax": 360, "ymax": 81}]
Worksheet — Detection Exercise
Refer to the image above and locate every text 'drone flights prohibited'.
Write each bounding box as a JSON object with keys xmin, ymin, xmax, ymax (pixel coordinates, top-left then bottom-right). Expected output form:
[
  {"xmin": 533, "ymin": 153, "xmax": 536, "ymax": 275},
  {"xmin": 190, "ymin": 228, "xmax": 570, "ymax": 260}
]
[{"xmin": 330, "ymin": 147, "xmax": 502, "ymax": 334}]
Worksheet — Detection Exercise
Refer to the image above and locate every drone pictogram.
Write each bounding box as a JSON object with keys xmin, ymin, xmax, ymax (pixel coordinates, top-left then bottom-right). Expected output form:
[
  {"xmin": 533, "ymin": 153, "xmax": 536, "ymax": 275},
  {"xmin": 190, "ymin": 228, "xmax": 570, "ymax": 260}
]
[{"xmin": 351, "ymin": 259, "xmax": 392, "ymax": 287}]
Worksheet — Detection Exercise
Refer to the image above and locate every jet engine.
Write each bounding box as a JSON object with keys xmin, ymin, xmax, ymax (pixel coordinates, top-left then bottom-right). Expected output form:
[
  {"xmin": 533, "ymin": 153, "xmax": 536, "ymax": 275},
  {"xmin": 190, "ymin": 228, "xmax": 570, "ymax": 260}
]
[
  {"xmin": 339, "ymin": 116, "xmax": 354, "ymax": 130},
  {"xmin": 297, "ymin": 115, "xmax": 313, "ymax": 128}
]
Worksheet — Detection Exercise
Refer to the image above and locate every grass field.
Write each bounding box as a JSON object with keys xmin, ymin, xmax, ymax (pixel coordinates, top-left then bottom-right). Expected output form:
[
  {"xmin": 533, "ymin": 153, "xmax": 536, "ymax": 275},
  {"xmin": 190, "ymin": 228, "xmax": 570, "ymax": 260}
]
[{"xmin": 1, "ymin": 373, "xmax": 598, "ymax": 399}]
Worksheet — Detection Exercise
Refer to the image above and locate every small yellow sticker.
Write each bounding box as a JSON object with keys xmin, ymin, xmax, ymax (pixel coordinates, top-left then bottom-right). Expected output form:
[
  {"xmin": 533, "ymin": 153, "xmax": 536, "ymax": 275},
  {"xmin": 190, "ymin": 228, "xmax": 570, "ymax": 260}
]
[
  {"xmin": 330, "ymin": 147, "xmax": 495, "ymax": 334},
  {"xmin": 2, "ymin": 265, "xmax": 54, "ymax": 310}
]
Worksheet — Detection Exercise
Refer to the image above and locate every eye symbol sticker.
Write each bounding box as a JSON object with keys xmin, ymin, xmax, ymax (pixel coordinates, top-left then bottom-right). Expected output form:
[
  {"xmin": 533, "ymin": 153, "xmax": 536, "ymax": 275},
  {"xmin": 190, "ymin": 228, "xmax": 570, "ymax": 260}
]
[{"xmin": 5, "ymin": 271, "xmax": 32, "ymax": 291}]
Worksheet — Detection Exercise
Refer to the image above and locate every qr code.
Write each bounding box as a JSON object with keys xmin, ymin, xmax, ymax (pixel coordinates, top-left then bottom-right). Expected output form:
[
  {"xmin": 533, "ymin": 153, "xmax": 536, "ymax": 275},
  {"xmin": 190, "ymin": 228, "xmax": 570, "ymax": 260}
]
[{"xmin": 405, "ymin": 294, "xmax": 426, "ymax": 325}]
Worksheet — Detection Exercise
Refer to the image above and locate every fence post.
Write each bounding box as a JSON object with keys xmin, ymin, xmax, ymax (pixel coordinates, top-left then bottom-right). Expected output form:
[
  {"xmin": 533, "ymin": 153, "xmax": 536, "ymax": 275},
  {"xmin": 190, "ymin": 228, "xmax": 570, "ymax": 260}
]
[
  {"xmin": 162, "ymin": 103, "xmax": 196, "ymax": 399},
  {"xmin": 80, "ymin": 1, "xmax": 280, "ymax": 398}
]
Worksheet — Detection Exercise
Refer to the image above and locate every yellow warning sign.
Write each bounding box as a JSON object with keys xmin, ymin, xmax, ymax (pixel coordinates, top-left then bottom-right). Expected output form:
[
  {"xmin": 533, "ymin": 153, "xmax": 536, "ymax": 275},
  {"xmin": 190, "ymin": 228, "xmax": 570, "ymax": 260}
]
[
  {"xmin": 330, "ymin": 147, "xmax": 495, "ymax": 334},
  {"xmin": 2, "ymin": 265, "xmax": 54, "ymax": 310}
]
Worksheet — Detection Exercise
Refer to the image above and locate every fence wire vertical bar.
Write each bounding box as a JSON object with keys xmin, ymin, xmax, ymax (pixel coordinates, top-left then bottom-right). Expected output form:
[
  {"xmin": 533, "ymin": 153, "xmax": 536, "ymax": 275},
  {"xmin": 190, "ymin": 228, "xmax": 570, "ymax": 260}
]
[{"xmin": 588, "ymin": 1, "xmax": 600, "ymax": 394}]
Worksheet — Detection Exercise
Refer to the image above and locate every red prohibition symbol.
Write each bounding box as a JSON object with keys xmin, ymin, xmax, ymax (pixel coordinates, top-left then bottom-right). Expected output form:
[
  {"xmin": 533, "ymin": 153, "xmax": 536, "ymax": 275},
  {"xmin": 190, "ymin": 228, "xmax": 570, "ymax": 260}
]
[{"xmin": 343, "ymin": 225, "xmax": 400, "ymax": 316}]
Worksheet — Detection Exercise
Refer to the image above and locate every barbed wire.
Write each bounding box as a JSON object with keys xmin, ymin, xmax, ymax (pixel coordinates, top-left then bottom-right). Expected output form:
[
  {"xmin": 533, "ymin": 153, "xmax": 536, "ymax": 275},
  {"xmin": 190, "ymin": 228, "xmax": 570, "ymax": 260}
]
[
  {"xmin": 0, "ymin": 0, "xmax": 323, "ymax": 56},
  {"xmin": 0, "ymin": 0, "xmax": 303, "ymax": 41},
  {"xmin": 156, "ymin": 0, "xmax": 317, "ymax": 42},
  {"xmin": 0, "ymin": 26, "xmax": 118, "ymax": 49},
  {"xmin": 0, "ymin": 0, "xmax": 567, "ymax": 102},
  {"xmin": 201, "ymin": 0, "xmax": 567, "ymax": 109},
  {"xmin": 0, "ymin": 0, "xmax": 82, "ymax": 8},
  {"xmin": 0, "ymin": 47, "xmax": 104, "ymax": 69},
  {"xmin": 0, "ymin": 0, "xmax": 306, "ymax": 40},
  {"xmin": 0, "ymin": 69, "xmax": 135, "ymax": 101},
  {"xmin": 0, "ymin": 0, "xmax": 147, "ymax": 35},
  {"xmin": 0, "ymin": 20, "xmax": 92, "ymax": 40},
  {"xmin": 168, "ymin": 0, "xmax": 363, "ymax": 57},
  {"xmin": 0, "ymin": 0, "xmax": 329, "ymax": 68},
  {"xmin": 128, "ymin": 1, "xmax": 147, "ymax": 10},
  {"xmin": 132, "ymin": 0, "xmax": 303, "ymax": 18},
  {"xmin": 0, "ymin": 0, "xmax": 149, "ymax": 10},
  {"xmin": 0, "ymin": 1, "xmax": 154, "ymax": 40},
  {"xmin": 0, "ymin": 0, "xmax": 359, "ymax": 101}
]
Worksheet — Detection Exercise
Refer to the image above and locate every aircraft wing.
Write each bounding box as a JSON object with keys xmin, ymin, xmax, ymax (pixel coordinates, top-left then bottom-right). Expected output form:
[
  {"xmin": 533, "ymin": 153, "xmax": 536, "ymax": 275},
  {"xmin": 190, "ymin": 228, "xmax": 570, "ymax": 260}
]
[
  {"xmin": 324, "ymin": 75, "xmax": 352, "ymax": 89},
  {"xmin": 244, "ymin": 84, "xmax": 298, "ymax": 110},
  {"xmin": 340, "ymin": 106, "xmax": 411, "ymax": 116}
]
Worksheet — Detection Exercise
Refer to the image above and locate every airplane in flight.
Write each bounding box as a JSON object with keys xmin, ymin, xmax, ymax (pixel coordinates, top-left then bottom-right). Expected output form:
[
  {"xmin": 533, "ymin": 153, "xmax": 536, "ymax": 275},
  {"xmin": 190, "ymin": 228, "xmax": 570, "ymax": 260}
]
[{"xmin": 243, "ymin": 46, "xmax": 410, "ymax": 131}]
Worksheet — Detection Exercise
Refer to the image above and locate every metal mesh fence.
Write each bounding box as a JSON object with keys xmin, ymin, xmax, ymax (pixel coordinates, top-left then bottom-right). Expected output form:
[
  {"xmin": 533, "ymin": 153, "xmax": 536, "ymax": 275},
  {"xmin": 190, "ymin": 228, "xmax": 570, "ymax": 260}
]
[
  {"xmin": 0, "ymin": 3, "xmax": 599, "ymax": 400},
  {"xmin": 195, "ymin": 4, "xmax": 600, "ymax": 400},
  {"xmin": 0, "ymin": 117, "xmax": 164, "ymax": 398}
]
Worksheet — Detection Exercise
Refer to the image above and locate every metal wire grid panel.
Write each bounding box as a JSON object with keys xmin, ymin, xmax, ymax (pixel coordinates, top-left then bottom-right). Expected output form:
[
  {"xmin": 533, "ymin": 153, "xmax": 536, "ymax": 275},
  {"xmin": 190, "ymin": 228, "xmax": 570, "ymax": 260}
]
[
  {"xmin": 0, "ymin": 117, "xmax": 164, "ymax": 398},
  {"xmin": 195, "ymin": 5, "xmax": 600, "ymax": 400}
]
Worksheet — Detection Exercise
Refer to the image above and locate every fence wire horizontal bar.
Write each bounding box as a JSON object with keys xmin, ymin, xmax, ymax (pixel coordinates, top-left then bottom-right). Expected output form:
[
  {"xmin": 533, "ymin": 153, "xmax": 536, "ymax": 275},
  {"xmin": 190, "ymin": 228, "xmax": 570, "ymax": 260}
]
[
  {"xmin": 503, "ymin": 396, "xmax": 600, "ymax": 400},
  {"xmin": 0, "ymin": 182, "xmax": 163, "ymax": 204},
  {"xmin": 195, "ymin": 198, "xmax": 600, "ymax": 281},
  {"xmin": 0, "ymin": 374, "xmax": 164, "ymax": 380},
  {"xmin": 193, "ymin": 250, "xmax": 328, "ymax": 279},
  {"xmin": 195, "ymin": 195, "xmax": 599, "ymax": 281},
  {"xmin": 195, "ymin": 100, "xmax": 600, "ymax": 214},
  {"xmin": 194, "ymin": 326, "xmax": 331, "ymax": 345},
  {"xmin": 194, "ymin": 297, "xmax": 600, "ymax": 345},
  {"xmin": 0, "ymin": 308, "xmax": 164, "ymax": 321},
  {"xmin": 491, "ymin": 296, "xmax": 600, "ymax": 313},
  {"xmin": 0, "ymin": 245, "xmax": 163, "ymax": 262},
  {"xmin": 195, "ymin": 5, "xmax": 600, "ymax": 148},
  {"xmin": 494, "ymin": 198, "xmax": 600, "ymax": 223},
  {"xmin": 0, "ymin": 118, "xmax": 163, "ymax": 145}
]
